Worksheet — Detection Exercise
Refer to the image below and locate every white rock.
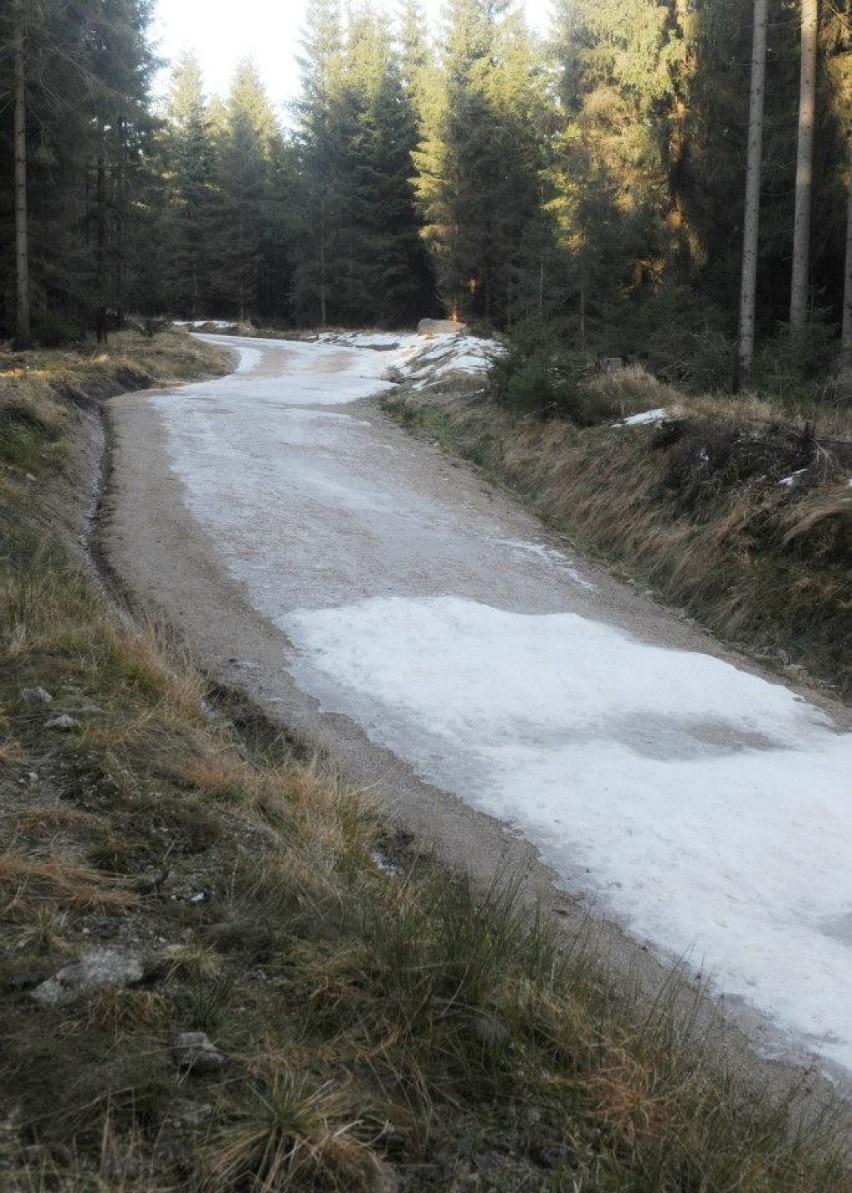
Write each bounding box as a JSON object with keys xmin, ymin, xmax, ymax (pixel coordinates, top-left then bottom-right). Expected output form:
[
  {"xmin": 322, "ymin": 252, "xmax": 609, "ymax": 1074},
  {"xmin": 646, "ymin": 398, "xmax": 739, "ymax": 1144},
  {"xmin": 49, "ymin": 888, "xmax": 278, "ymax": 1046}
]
[
  {"xmin": 44, "ymin": 714, "xmax": 78, "ymax": 731},
  {"xmin": 172, "ymin": 1032, "xmax": 227, "ymax": 1074},
  {"xmin": 32, "ymin": 950, "xmax": 144, "ymax": 1006}
]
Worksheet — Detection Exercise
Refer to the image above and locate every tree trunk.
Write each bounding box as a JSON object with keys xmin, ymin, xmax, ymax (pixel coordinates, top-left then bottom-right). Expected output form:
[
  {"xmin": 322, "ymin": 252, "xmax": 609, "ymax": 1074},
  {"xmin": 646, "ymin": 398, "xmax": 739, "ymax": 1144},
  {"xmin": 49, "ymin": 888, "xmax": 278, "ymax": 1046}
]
[
  {"xmin": 790, "ymin": 0, "xmax": 818, "ymax": 329},
  {"xmin": 319, "ymin": 203, "xmax": 328, "ymax": 329},
  {"xmin": 95, "ymin": 132, "xmax": 108, "ymax": 344},
  {"xmin": 13, "ymin": 0, "xmax": 31, "ymax": 348},
  {"xmin": 736, "ymin": 0, "xmax": 769, "ymax": 390},
  {"xmin": 841, "ymin": 135, "xmax": 852, "ymax": 370},
  {"xmin": 113, "ymin": 117, "xmax": 126, "ymax": 328},
  {"xmin": 579, "ymin": 265, "xmax": 586, "ymax": 351}
]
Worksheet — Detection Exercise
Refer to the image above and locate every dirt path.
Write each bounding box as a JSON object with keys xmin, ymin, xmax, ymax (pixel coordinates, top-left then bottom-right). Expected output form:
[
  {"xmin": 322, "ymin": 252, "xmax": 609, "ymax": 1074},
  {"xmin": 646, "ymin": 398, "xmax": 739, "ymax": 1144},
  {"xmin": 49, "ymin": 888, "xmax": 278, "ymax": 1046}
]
[{"xmin": 101, "ymin": 333, "xmax": 852, "ymax": 1120}]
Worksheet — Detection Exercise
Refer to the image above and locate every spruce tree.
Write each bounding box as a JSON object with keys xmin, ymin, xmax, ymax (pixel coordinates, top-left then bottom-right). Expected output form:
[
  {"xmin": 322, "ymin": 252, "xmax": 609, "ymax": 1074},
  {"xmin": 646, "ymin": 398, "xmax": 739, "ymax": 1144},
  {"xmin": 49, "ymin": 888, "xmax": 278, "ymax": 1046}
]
[
  {"xmin": 413, "ymin": 0, "xmax": 551, "ymax": 326},
  {"xmin": 211, "ymin": 60, "xmax": 284, "ymax": 321},
  {"xmin": 161, "ymin": 53, "xmax": 218, "ymax": 317}
]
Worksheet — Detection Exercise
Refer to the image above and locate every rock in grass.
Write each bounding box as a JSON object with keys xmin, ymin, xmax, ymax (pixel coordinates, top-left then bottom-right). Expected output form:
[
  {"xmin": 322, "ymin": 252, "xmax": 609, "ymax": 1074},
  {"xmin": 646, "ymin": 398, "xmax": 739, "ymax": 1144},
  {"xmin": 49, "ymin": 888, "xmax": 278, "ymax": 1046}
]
[
  {"xmin": 369, "ymin": 1162, "xmax": 400, "ymax": 1193},
  {"xmin": 417, "ymin": 317, "xmax": 465, "ymax": 336},
  {"xmin": 20, "ymin": 686, "xmax": 53, "ymax": 705},
  {"xmin": 32, "ymin": 949, "xmax": 144, "ymax": 1006},
  {"xmin": 170, "ymin": 1100, "xmax": 214, "ymax": 1126},
  {"xmin": 470, "ymin": 1014, "xmax": 510, "ymax": 1047},
  {"xmin": 44, "ymin": 714, "xmax": 79, "ymax": 732},
  {"xmin": 172, "ymin": 1032, "xmax": 227, "ymax": 1074}
]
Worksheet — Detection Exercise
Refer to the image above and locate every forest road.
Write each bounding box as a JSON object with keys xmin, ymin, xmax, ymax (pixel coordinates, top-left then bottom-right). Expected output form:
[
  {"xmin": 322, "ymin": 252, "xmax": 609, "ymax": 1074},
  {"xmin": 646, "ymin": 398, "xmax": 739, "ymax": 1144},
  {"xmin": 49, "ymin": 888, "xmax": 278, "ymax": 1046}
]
[{"xmin": 103, "ymin": 332, "xmax": 852, "ymax": 1116}]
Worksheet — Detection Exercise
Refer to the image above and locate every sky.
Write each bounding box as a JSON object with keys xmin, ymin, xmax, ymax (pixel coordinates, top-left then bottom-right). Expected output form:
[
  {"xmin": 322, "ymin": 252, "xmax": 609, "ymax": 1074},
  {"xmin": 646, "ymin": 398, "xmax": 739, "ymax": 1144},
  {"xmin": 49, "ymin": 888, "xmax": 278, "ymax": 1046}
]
[{"xmin": 151, "ymin": 0, "xmax": 555, "ymax": 114}]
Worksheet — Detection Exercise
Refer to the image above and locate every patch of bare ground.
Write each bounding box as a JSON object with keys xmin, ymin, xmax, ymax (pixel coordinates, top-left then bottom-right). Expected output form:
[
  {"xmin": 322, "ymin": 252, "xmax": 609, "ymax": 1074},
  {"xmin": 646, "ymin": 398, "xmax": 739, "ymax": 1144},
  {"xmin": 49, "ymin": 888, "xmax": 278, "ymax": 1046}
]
[{"xmin": 0, "ymin": 332, "xmax": 849, "ymax": 1190}]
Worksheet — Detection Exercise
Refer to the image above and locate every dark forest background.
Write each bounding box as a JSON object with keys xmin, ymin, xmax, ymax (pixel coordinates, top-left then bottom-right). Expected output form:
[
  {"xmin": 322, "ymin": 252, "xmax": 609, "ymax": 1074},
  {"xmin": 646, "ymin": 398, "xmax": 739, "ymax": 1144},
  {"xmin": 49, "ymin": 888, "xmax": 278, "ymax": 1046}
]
[{"xmin": 2, "ymin": 0, "xmax": 851, "ymax": 390}]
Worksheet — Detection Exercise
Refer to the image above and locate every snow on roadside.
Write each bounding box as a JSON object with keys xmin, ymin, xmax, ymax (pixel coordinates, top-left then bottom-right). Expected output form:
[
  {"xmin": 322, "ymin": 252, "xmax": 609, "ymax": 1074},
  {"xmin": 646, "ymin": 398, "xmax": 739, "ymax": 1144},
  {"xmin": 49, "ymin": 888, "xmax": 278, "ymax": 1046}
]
[
  {"xmin": 175, "ymin": 319, "xmax": 239, "ymax": 330},
  {"xmin": 613, "ymin": 407, "xmax": 669, "ymax": 427},
  {"xmin": 403, "ymin": 334, "xmax": 503, "ymax": 381},
  {"xmin": 778, "ymin": 469, "xmax": 808, "ymax": 488},
  {"xmin": 316, "ymin": 326, "xmax": 504, "ymax": 381},
  {"xmin": 284, "ymin": 594, "xmax": 852, "ymax": 1080},
  {"xmin": 191, "ymin": 325, "xmax": 503, "ymax": 398}
]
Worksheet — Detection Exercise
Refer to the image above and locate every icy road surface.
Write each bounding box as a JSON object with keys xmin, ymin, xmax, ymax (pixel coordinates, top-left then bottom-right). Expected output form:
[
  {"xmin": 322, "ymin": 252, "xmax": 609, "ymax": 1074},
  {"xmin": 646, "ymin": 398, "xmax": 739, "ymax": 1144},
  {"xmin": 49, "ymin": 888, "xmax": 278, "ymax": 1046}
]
[{"xmin": 131, "ymin": 332, "xmax": 851, "ymax": 1084}]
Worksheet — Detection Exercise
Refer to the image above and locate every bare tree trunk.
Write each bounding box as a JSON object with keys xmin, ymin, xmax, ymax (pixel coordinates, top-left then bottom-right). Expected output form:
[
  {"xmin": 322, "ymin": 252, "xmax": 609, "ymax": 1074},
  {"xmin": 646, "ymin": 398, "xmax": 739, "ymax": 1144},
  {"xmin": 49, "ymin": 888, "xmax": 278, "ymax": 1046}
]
[
  {"xmin": 238, "ymin": 203, "xmax": 246, "ymax": 322},
  {"xmin": 319, "ymin": 203, "xmax": 327, "ymax": 329},
  {"xmin": 842, "ymin": 135, "xmax": 852, "ymax": 370},
  {"xmin": 736, "ymin": 0, "xmax": 769, "ymax": 390},
  {"xmin": 95, "ymin": 130, "xmax": 108, "ymax": 344},
  {"xmin": 113, "ymin": 117, "xmax": 126, "ymax": 328},
  {"xmin": 579, "ymin": 266, "xmax": 586, "ymax": 351},
  {"xmin": 13, "ymin": 0, "xmax": 31, "ymax": 348},
  {"xmin": 790, "ymin": 0, "xmax": 818, "ymax": 329}
]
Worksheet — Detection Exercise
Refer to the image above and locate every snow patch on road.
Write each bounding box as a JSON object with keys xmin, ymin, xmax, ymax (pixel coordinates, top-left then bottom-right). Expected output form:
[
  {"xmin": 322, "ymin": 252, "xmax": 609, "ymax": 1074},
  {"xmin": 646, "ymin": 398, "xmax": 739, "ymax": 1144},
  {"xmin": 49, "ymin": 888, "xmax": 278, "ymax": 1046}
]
[
  {"xmin": 496, "ymin": 540, "xmax": 596, "ymax": 591},
  {"xmin": 192, "ymin": 334, "xmax": 402, "ymax": 405},
  {"xmin": 284, "ymin": 594, "xmax": 852, "ymax": 1078}
]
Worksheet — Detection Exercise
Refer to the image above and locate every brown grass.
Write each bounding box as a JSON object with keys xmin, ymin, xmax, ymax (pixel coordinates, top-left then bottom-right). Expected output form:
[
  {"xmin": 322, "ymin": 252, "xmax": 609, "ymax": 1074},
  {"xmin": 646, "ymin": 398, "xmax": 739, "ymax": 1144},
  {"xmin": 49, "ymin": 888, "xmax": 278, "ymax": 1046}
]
[
  {"xmin": 386, "ymin": 384, "xmax": 852, "ymax": 696},
  {"xmin": 0, "ymin": 853, "xmax": 139, "ymax": 910}
]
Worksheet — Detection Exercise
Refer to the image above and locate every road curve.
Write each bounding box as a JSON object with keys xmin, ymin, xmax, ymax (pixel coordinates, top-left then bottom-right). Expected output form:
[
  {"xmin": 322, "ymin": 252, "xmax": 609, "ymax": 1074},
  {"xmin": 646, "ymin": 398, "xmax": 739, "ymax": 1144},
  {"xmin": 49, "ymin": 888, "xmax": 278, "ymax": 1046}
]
[{"xmin": 102, "ymin": 332, "xmax": 852, "ymax": 1107}]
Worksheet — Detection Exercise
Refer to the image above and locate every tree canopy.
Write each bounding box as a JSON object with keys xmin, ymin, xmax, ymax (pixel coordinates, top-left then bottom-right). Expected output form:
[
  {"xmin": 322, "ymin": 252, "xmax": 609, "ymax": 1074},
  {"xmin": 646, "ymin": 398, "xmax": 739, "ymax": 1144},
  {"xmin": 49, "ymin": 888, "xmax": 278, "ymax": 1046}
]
[{"xmin": 2, "ymin": 0, "xmax": 851, "ymax": 380}]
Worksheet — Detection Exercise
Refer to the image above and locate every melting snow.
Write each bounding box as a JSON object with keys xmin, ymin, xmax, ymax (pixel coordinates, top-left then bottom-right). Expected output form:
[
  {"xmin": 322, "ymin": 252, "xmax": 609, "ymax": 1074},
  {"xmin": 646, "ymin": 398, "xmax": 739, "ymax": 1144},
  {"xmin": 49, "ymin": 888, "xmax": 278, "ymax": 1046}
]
[
  {"xmin": 778, "ymin": 469, "xmax": 808, "ymax": 488},
  {"xmin": 614, "ymin": 407, "xmax": 668, "ymax": 427},
  {"xmin": 285, "ymin": 595, "xmax": 852, "ymax": 1078},
  {"xmin": 496, "ymin": 540, "xmax": 596, "ymax": 592}
]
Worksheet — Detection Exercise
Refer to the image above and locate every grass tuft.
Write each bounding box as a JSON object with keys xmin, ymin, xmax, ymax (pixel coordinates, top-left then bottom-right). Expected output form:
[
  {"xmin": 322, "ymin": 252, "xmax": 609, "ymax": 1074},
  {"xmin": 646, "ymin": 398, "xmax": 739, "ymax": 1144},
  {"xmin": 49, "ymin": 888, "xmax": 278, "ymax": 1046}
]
[{"xmin": 203, "ymin": 1075, "xmax": 377, "ymax": 1192}]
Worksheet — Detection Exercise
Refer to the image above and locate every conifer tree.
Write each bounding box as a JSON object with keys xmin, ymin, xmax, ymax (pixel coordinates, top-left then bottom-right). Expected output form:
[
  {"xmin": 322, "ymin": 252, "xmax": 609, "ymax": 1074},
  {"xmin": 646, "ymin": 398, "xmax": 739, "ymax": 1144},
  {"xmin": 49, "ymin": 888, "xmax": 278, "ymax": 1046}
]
[
  {"xmin": 11, "ymin": 0, "xmax": 30, "ymax": 346},
  {"xmin": 0, "ymin": 0, "xmax": 155, "ymax": 340},
  {"xmin": 162, "ymin": 53, "xmax": 218, "ymax": 317},
  {"xmin": 414, "ymin": 0, "xmax": 551, "ymax": 326},
  {"xmin": 292, "ymin": 0, "xmax": 346, "ymax": 325},
  {"xmin": 844, "ymin": 135, "xmax": 852, "ymax": 368},
  {"xmin": 212, "ymin": 60, "xmax": 285, "ymax": 320}
]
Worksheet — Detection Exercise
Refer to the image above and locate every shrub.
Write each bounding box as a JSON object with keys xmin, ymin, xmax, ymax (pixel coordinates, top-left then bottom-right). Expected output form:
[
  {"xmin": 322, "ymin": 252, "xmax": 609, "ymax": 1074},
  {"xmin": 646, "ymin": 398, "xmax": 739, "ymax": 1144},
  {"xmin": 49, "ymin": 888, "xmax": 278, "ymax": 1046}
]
[
  {"xmin": 490, "ymin": 319, "xmax": 594, "ymax": 421},
  {"xmin": 751, "ymin": 321, "xmax": 839, "ymax": 406},
  {"xmin": 29, "ymin": 309, "xmax": 83, "ymax": 348}
]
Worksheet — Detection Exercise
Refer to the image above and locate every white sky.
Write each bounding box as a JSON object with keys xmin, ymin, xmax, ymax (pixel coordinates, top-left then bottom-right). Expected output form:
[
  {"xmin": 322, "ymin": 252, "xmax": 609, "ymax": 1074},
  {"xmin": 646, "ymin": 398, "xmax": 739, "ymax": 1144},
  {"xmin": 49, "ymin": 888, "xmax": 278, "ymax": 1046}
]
[{"xmin": 151, "ymin": 0, "xmax": 555, "ymax": 115}]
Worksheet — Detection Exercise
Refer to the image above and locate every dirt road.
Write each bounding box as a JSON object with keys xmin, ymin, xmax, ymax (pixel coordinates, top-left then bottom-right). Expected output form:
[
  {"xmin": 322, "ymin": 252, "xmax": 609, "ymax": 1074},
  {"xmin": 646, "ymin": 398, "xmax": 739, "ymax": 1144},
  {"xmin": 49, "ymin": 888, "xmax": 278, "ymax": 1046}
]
[{"xmin": 102, "ymin": 332, "xmax": 852, "ymax": 1109}]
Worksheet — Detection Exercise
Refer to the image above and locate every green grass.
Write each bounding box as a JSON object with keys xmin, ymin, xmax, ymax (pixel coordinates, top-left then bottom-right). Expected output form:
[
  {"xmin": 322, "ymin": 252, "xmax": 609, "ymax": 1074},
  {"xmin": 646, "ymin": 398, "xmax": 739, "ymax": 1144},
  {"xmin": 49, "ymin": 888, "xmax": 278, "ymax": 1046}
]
[{"xmin": 0, "ymin": 332, "xmax": 849, "ymax": 1190}]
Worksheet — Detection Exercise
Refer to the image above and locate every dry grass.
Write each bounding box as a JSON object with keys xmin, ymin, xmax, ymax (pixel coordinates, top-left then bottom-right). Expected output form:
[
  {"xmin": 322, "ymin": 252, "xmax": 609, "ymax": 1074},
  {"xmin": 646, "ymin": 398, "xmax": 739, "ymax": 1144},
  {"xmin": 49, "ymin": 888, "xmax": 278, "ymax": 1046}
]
[
  {"xmin": 202, "ymin": 1075, "xmax": 379, "ymax": 1192},
  {"xmin": 0, "ymin": 853, "xmax": 139, "ymax": 910},
  {"xmin": 386, "ymin": 381, "xmax": 852, "ymax": 696}
]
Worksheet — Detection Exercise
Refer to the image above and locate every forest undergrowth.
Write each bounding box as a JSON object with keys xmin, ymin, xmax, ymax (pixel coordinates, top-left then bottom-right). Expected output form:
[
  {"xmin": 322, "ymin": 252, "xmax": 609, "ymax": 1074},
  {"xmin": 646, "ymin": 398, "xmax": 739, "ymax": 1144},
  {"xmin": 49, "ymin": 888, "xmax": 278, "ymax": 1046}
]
[
  {"xmin": 384, "ymin": 339, "xmax": 852, "ymax": 701},
  {"xmin": 0, "ymin": 329, "xmax": 850, "ymax": 1190}
]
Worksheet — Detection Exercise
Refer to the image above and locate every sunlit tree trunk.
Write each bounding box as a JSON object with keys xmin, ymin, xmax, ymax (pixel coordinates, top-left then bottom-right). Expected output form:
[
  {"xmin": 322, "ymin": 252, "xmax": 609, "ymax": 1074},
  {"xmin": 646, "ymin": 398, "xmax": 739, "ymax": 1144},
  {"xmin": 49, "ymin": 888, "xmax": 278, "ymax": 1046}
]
[
  {"xmin": 842, "ymin": 135, "xmax": 852, "ymax": 370},
  {"xmin": 790, "ymin": 0, "xmax": 818, "ymax": 329},
  {"xmin": 13, "ymin": 0, "xmax": 31, "ymax": 348},
  {"xmin": 736, "ymin": 0, "xmax": 769, "ymax": 389}
]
